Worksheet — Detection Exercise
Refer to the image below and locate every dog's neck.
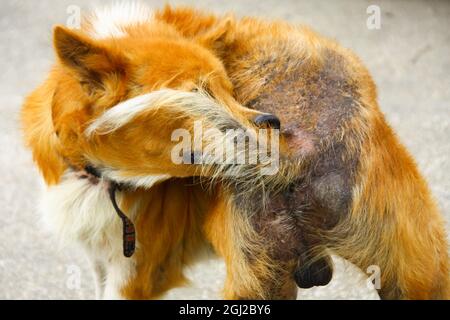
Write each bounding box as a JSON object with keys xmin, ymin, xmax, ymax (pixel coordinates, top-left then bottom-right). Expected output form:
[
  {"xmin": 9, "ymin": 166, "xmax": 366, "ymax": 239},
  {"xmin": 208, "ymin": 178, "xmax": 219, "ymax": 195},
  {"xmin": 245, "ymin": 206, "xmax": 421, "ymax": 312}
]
[
  {"xmin": 76, "ymin": 165, "xmax": 102, "ymax": 185},
  {"xmin": 75, "ymin": 164, "xmax": 136, "ymax": 258}
]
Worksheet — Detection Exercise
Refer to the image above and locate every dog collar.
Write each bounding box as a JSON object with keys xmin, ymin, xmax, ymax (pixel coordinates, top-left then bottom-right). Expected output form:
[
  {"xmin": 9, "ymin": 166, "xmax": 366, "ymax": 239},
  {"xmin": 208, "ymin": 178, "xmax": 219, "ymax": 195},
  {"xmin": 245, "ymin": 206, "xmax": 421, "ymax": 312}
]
[{"xmin": 83, "ymin": 165, "xmax": 136, "ymax": 258}]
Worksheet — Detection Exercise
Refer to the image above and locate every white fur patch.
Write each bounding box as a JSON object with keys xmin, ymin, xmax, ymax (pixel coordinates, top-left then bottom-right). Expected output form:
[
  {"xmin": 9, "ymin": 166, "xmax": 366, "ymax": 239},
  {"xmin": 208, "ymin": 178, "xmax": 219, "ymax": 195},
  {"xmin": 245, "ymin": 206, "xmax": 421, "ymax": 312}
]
[
  {"xmin": 103, "ymin": 258, "xmax": 136, "ymax": 300},
  {"xmin": 40, "ymin": 172, "xmax": 124, "ymax": 249},
  {"xmin": 40, "ymin": 171, "xmax": 138, "ymax": 299},
  {"xmin": 89, "ymin": 1, "xmax": 153, "ymax": 39}
]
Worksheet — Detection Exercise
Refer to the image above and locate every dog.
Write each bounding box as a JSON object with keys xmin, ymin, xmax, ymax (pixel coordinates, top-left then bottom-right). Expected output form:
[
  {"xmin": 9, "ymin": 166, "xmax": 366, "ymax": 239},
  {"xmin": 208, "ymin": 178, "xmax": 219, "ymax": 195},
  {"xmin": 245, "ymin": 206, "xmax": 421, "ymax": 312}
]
[{"xmin": 21, "ymin": 3, "xmax": 449, "ymax": 299}]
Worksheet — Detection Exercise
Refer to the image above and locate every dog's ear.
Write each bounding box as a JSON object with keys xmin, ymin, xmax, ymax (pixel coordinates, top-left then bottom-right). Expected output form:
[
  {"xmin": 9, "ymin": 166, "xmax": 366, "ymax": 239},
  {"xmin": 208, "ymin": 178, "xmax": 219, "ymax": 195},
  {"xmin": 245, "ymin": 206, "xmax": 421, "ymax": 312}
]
[
  {"xmin": 53, "ymin": 26, "xmax": 126, "ymax": 88},
  {"xmin": 196, "ymin": 16, "xmax": 235, "ymax": 57}
]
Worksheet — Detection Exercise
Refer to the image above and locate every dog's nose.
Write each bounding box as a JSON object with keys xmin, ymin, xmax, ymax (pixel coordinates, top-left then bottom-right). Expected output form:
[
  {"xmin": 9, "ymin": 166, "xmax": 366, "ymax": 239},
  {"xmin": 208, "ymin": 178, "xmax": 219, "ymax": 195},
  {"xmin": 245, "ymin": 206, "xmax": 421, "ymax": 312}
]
[{"xmin": 253, "ymin": 114, "xmax": 281, "ymax": 129}]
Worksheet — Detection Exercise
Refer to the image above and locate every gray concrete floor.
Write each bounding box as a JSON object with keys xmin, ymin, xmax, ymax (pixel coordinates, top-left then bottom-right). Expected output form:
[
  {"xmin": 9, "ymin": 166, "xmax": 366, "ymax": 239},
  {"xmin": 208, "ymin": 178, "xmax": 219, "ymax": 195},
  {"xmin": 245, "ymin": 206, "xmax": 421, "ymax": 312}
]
[{"xmin": 0, "ymin": 0, "xmax": 448, "ymax": 299}]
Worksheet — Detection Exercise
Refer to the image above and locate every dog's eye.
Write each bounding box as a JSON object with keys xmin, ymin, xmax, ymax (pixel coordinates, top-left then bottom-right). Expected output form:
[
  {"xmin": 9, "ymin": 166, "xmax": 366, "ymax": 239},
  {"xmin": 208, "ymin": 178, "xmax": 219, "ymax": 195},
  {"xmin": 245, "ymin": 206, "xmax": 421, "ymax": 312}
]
[{"xmin": 191, "ymin": 88, "xmax": 199, "ymax": 93}]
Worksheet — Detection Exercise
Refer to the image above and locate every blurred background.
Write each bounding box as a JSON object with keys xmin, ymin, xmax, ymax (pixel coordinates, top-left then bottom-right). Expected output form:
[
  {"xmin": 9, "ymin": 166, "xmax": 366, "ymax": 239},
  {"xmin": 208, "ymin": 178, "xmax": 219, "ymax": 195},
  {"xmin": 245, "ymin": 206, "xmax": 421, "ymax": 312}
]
[{"xmin": 0, "ymin": 0, "xmax": 449, "ymax": 299}]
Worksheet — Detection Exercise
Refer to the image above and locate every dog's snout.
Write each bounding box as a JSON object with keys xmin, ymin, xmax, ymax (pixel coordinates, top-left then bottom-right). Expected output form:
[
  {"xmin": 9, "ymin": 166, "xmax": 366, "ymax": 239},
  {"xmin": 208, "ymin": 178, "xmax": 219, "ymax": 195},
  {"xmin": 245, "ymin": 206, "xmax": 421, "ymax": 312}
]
[{"xmin": 253, "ymin": 114, "xmax": 281, "ymax": 129}]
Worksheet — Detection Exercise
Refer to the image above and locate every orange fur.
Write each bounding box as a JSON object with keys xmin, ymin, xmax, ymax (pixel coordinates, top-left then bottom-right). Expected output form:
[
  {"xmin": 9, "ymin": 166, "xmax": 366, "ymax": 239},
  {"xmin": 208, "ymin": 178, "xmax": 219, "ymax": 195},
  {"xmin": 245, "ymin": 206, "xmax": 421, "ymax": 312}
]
[{"xmin": 21, "ymin": 5, "xmax": 449, "ymax": 300}]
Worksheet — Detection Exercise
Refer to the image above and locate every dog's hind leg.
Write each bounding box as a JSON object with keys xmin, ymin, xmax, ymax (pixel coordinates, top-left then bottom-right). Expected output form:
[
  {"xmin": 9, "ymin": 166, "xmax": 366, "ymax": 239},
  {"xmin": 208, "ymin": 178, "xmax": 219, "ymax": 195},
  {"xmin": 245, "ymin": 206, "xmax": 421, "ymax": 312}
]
[
  {"xmin": 204, "ymin": 190, "xmax": 299, "ymax": 299},
  {"xmin": 321, "ymin": 128, "xmax": 450, "ymax": 300},
  {"xmin": 324, "ymin": 205, "xmax": 450, "ymax": 300}
]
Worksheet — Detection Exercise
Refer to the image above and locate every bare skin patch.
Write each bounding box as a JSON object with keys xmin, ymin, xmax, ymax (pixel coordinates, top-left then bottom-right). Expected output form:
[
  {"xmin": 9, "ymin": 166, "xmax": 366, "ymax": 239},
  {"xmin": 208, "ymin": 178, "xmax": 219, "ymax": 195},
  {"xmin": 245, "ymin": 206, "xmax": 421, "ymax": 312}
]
[
  {"xmin": 231, "ymin": 47, "xmax": 361, "ymax": 223},
  {"xmin": 245, "ymin": 49, "xmax": 359, "ymax": 143},
  {"xmin": 229, "ymin": 47, "xmax": 363, "ymax": 288}
]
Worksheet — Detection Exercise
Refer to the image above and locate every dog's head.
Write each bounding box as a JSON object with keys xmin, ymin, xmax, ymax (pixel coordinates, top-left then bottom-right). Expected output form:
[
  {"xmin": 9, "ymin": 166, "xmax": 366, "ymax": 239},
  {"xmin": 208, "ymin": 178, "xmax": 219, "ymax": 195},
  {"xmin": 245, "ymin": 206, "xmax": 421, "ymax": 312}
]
[{"xmin": 22, "ymin": 19, "xmax": 283, "ymax": 188}]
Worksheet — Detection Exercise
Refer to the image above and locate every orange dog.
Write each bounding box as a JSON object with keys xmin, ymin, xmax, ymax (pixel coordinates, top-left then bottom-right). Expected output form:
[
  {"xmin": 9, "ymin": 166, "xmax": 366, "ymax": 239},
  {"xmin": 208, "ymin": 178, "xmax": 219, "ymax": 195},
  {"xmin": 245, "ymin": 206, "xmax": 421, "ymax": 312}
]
[{"xmin": 22, "ymin": 3, "xmax": 449, "ymax": 299}]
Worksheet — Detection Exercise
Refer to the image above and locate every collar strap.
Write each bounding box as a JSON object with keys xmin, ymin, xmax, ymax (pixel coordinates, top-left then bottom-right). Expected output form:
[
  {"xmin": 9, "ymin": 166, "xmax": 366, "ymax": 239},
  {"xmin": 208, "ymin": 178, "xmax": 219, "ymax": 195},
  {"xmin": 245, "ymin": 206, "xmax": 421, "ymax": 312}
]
[
  {"xmin": 83, "ymin": 166, "xmax": 136, "ymax": 258},
  {"xmin": 84, "ymin": 165, "xmax": 101, "ymax": 179}
]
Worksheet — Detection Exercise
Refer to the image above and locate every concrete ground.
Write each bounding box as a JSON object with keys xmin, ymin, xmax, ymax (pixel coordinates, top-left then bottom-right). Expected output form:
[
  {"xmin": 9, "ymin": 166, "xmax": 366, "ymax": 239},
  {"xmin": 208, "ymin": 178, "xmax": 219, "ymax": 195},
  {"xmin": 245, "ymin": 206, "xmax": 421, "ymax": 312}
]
[{"xmin": 0, "ymin": 0, "xmax": 448, "ymax": 299}]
